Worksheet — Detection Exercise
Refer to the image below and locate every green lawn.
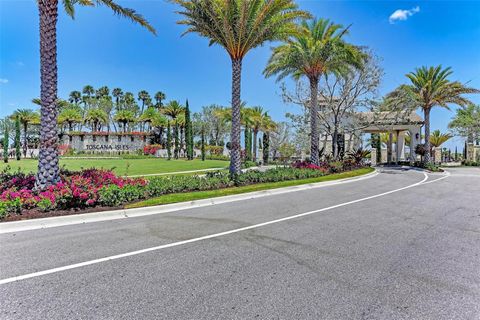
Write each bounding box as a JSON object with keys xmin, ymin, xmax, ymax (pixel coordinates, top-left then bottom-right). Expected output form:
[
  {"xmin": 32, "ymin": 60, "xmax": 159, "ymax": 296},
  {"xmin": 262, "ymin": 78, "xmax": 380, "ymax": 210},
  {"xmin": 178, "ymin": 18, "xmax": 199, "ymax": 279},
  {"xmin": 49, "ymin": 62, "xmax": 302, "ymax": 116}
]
[
  {"xmin": 126, "ymin": 167, "xmax": 374, "ymax": 209},
  {"xmin": 0, "ymin": 158, "xmax": 229, "ymax": 176}
]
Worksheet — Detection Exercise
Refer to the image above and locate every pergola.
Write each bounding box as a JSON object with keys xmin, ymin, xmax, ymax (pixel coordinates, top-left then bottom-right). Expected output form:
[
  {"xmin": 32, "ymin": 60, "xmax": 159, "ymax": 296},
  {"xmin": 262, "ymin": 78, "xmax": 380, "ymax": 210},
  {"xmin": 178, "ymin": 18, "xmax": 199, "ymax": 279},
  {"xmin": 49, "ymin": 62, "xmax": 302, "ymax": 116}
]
[{"xmin": 359, "ymin": 111, "xmax": 424, "ymax": 164}]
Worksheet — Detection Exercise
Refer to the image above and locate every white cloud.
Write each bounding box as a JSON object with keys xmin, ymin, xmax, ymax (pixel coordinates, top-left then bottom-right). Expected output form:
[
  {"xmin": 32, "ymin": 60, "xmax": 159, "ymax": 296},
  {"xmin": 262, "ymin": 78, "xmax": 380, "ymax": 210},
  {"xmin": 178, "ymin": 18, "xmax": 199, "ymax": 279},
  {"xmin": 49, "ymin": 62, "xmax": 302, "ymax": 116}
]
[
  {"xmin": 0, "ymin": 78, "xmax": 8, "ymax": 84},
  {"xmin": 389, "ymin": 6, "xmax": 420, "ymax": 24},
  {"xmin": 16, "ymin": 61, "xmax": 25, "ymax": 67}
]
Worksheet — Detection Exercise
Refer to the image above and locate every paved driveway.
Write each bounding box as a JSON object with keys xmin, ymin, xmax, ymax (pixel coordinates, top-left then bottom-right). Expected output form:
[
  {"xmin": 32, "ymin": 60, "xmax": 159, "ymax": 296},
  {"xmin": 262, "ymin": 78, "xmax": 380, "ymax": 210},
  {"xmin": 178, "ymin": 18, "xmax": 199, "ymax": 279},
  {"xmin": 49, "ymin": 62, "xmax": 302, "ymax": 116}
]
[{"xmin": 0, "ymin": 167, "xmax": 479, "ymax": 319}]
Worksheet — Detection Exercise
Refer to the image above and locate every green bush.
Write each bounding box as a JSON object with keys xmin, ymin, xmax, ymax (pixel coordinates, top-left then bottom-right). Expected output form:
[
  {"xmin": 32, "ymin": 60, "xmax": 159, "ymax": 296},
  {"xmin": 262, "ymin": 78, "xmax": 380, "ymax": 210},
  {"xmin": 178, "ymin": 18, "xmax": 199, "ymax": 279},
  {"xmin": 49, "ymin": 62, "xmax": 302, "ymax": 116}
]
[
  {"xmin": 0, "ymin": 198, "xmax": 22, "ymax": 218},
  {"xmin": 98, "ymin": 184, "xmax": 146, "ymax": 207},
  {"xmin": 242, "ymin": 160, "xmax": 257, "ymax": 168},
  {"xmin": 328, "ymin": 161, "xmax": 343, "ymax": 173},
  {"xmin": 37, "ymin": 198, "xmax": 55, "ymax": 212}
]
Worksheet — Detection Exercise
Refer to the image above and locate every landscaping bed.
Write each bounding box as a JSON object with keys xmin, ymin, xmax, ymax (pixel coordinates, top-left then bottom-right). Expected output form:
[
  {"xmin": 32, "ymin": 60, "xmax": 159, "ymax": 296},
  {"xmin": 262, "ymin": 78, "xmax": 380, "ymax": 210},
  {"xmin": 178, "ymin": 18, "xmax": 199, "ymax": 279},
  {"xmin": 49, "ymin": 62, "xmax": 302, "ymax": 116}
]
[{"xmin": 0, "ymin": 160, "xmax": 371, "ymax": 221}]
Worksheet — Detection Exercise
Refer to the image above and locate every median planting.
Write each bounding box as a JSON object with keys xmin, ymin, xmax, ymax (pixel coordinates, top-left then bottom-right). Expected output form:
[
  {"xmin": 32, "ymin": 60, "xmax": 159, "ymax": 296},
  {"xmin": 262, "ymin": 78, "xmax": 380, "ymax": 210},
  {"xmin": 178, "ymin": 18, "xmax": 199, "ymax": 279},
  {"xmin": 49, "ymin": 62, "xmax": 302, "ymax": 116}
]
[{"xmin": 0, "ymin": 159, "xmax": 370, "ymax": 220}]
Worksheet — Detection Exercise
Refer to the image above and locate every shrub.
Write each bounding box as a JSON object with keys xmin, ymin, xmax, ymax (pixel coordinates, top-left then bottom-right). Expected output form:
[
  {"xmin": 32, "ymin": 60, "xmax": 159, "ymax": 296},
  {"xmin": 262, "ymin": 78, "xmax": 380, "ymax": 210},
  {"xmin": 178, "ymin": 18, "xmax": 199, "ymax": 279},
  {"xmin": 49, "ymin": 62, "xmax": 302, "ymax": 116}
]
[{"xmin": 143, "ymin": 144, "xmax": 162, "ymax": 156}]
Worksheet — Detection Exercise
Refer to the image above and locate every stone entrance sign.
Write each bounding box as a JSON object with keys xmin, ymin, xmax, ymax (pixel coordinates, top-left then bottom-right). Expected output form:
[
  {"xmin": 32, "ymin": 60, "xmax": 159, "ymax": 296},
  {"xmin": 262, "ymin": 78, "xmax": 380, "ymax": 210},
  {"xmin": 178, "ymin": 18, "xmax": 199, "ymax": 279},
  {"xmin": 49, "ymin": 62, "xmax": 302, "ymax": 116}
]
[{"xmin": 61, "ymin": 133, "xmax": 149, "ymax": 153}]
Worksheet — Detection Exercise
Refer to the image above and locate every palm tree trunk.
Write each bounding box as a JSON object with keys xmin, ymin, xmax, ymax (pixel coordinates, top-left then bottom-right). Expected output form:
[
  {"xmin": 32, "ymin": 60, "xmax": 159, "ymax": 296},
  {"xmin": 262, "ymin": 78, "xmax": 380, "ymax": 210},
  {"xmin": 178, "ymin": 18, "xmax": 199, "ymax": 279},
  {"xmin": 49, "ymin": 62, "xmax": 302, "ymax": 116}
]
[
  {"xmin": 23, "ymin": 123, "xmax": 28, "ymax": 158},
  {"xmin": 252, "ymin": 129, "xmax": 258, "ymax": 162},
  {"xmin": 424, "ymin": 107, "xmax": 431, "ymax": 164},
  {"xmin": 309, "ymin": 77, "xmax": 320, "ymax": 165},
  {"xmin": 36, "ymin": 0, "xmax": 60, "ymax": 189},
  {"xmin": 229, "ymin": 58, "xmax": 242, "ymax": 174}
]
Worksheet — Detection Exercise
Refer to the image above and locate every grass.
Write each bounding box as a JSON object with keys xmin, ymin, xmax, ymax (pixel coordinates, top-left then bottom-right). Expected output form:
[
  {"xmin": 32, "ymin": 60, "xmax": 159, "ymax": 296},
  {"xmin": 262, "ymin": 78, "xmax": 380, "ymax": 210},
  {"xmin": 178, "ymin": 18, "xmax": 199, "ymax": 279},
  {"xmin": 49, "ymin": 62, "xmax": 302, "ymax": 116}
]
[
  {"xmin": 126, "ymin": 167, "xmax": 374, "ymax": 209},
  {"xmin": 0, "ymin": 158, "xmax": 229, "ymax": 176}
]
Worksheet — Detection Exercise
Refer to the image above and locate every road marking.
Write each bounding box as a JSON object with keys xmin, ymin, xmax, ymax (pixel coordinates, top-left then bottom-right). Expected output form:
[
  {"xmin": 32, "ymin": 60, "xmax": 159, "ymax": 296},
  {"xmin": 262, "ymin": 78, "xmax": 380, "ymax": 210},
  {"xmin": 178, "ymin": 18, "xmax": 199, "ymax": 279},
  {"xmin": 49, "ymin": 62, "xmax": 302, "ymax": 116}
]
[{"xmin": 0, "ymin": 171, "xmax": 448, "ymax": 285}]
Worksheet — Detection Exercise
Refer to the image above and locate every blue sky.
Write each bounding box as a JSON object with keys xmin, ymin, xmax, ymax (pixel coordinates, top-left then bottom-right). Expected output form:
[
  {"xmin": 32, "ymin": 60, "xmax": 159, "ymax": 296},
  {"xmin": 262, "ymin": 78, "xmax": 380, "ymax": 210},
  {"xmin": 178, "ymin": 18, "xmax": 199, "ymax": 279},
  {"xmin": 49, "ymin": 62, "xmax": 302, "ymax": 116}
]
[{"xmin": 1, "ymin": 0, "xmax": 479, "ymax": 150}]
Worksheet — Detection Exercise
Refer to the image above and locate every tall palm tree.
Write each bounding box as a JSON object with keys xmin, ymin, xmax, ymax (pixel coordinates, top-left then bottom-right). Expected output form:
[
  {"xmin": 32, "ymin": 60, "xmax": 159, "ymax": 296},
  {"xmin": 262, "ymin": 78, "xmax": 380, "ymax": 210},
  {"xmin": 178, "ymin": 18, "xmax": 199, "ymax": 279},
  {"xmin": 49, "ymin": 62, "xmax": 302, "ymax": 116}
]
[
  {"xmin": 264, "ymin": 18, "xmax": 364, "ymax": 165},
  {"xmin": 112, "ymin": 88, "xmax": 124, "ymax": 111},
  {"xmin": 82, "ymin": 85, "xmax": 95, "ymax": 110},
  {"xmin": 96, "ymin": 86, "xmax": 110, "ymax": 99},
  {"xmin": 154, "ymin": 91, "xmax": 166, "ymax": 109},
  {"xmin": 173, "ymin": 0, "xmax": 308, "ymax": 174},
  {"xmin": 385, "ymin": 66, "xmax": 479, "ymax": 164},
  {"xmin": 35, "ymin": 0, "xmax": 155, "ymax": 189},
  {"xmin": 68, "ymin": 90, "xmax": 82, "ymax": 105},
  {"xmin": 138, "ymin": 90, "xmax": 151, "ymax": 114},
  {"xmin": 10, "ymin": 109, "xmax": 40, "ymax": 158}
]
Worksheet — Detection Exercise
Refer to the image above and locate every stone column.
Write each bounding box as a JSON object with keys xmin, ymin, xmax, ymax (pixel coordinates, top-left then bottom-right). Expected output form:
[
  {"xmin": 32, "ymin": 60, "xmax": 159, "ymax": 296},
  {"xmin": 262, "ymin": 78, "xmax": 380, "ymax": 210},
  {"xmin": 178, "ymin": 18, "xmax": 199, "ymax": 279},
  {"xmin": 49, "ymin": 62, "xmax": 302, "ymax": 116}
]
[
  {"xmin": 409, "ymin": 127, "xmax": 421, "ymax": 163},
  {"xmin": 387, "ymin": 131, "xmax": 393, "ymax": 163},
  {"xmin": 371, "ymin": 148, "xmax": 377, "ymax": 166},
  {"xmin": 396, "ymin": 130, "xmax": 405, "ymax": 162}
]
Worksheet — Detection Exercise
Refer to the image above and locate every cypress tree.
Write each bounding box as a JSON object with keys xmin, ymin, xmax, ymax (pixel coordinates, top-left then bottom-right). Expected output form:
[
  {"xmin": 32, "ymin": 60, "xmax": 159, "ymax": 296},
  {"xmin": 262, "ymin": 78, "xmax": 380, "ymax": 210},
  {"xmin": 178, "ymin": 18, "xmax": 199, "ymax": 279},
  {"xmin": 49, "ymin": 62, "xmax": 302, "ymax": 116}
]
[
  {"xmin": 166, "ymin": 122, "xmax": 172, "ymax": 160},
  {"xmin": 185, "ymin": 100, "xmax": 194, "ymax": 160},
  {"xmin": 201, "ymin": 124, "xmax": 206, "ymax": 161},
  {"xmin": 262, "ymin": 132, "xmax": 269, "ymax": 164},
  {"xmin": 15, "ymin": 116, "xmax": 21, "ymax": 160},
  {"xmin": 455, "ymin": 146, "xmax": 458, "ymax": 161},
  {"xmin": 3, "ymin": 122, "xmax": 9, "ymax": 163}
]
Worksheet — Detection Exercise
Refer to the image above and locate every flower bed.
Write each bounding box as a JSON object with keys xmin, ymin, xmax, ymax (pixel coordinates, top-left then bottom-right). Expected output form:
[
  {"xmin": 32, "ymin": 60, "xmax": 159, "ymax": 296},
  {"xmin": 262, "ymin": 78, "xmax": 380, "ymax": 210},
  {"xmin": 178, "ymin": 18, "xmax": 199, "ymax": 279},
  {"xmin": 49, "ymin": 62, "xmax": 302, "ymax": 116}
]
[
  {"xmin": 0, "ymin": 168, "xmax": 146, "ymax": 218},
  {"xmin": 0, "ymin": 161, "xmax": 369, "ymax": 220}
]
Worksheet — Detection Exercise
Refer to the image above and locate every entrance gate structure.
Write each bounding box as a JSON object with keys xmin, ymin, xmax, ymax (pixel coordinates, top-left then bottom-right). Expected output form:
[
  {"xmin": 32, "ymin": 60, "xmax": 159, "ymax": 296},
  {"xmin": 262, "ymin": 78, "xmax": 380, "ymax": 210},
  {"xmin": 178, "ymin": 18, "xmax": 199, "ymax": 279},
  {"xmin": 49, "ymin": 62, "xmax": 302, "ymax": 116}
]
[{"xmin": 359, "ymin": 112, "xmax": 424, "ymax": 165}]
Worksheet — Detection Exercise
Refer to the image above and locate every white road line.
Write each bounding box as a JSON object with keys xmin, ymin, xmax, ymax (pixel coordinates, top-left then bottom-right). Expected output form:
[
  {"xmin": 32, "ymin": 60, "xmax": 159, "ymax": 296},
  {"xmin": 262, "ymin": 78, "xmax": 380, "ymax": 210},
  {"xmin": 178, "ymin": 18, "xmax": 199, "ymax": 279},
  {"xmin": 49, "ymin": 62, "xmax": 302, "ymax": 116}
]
[{"xmin": 0, "ymin": 171, "xmax": 447, "ymax": 286}]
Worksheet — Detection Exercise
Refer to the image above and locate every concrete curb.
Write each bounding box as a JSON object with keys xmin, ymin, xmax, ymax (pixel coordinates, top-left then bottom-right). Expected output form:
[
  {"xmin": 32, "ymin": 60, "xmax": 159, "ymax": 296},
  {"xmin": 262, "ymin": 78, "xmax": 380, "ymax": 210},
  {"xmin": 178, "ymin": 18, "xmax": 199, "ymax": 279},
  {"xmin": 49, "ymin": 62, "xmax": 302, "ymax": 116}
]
[{"xmin": 0, "ymin": 169, "xmax": 378, "ymax": 234}]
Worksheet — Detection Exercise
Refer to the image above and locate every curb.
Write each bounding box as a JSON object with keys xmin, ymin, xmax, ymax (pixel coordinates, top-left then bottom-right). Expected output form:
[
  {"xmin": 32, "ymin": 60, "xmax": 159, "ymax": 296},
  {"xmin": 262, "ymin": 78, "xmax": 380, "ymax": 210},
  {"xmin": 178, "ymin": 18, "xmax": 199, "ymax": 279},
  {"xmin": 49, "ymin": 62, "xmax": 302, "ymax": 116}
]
[{"xmin": 0, "ymin": 169, "xmax": 378, "ymax": 234}]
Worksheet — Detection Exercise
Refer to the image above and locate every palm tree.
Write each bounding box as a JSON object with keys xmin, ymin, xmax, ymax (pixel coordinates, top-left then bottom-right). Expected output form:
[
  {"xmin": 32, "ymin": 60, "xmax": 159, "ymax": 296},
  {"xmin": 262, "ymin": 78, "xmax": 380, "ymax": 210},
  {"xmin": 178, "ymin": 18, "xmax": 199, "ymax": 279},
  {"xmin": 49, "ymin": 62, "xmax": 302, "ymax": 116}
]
[
  {"xmin": 35, "ymin": 0, "xmax": 155, "ymax": 189},
  {"xmin": 82, "ymin": 85, "xmax": 95, "ymax": 109},
  {"xmin": 264, "ymin": 18, "xmax": 364, "ymax": 165},
  {"xmin": 112, "ymin": 88, "xmax": 124, "ymax": 111},
  {"xmin": 10, "ymin": 109, "xmax": 40, "ymax": 158},
  {"xmin": 58, "ymin": 107, "xmax": 82, "ymax": 132},
  {"xmin": 151, "ymin": 113, "xmax": 168, "ymax": 146},
  {"xmin": 138, "ymin": 90, "xmax": 151, "ymax": 114},
  {"xmin": 154, "ymin": 91, "xmax": 166, "ymax": 109},
  {"xmin": 430, "ymin": 130, "xmax": 452, "ymax": 149},
  {"xmin": 68, "ymin": 90, "xmax": 82, "ymax": 105},
  {"xmin": 114, "ymin": 110, "xmax": 137, "ymax": 133},
  {"xmin": 386, "ymin": 66, "xmax": 479, "ymax": 164},
  {"xmin": 139, "ymin": 107, "xmax": 159, "ymax": 132},
  {"xmin": 245, "ymin": 106, "xmax": 267, "ymax": 162},
  {"xmin": 84, "ymin": 109, "xmax": 108, "ymax": 132},
  {"xmin": 163, "ymin": 100, "xmax": 185, "ymax": 159},
  {"xmin": 96, "ymin": 86, "xmax": 110, "ymax": 99},
  {"xmin": 173, "ymin": 0, "xmax": 308, "ymax": 174}
]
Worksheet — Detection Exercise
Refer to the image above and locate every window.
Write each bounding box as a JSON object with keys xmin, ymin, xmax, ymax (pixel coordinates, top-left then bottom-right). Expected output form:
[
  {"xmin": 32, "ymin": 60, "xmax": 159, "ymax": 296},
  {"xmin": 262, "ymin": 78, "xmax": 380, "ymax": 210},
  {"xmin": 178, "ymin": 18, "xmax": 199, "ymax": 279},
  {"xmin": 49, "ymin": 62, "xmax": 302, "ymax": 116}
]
[
  {"xmin": 118, "ymin": 136, "xmax": 122, "ymax": 142},
  {"xmin": 80, "ymin": 135, "xmax": 84, "ymax": 142},
  {"xmin": 92, "ymin": 135, "xmax": 97, "ymax": 142},
  {"xmin": 131, "ymin": 136, "xmax": 134, "ymax": 142},
  {"xmin": 105, "ymin": 135, "xmax": 109, "ymax": 142}
]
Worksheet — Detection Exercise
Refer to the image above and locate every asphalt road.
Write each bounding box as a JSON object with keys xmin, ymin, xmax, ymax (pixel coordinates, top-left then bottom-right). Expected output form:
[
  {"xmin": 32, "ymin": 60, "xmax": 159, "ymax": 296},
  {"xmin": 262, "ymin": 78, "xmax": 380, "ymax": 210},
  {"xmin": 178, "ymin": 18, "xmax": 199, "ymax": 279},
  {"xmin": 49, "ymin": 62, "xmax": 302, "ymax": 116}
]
[{"xmin": 0, "ymin": 167, "xmax": 479, "ymax": 319}]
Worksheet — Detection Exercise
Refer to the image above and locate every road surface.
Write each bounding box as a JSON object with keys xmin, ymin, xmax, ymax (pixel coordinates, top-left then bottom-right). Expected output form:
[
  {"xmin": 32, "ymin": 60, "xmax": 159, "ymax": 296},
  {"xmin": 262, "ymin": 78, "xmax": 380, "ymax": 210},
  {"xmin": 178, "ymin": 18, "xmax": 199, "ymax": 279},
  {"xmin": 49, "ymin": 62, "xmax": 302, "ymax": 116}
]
[{"xmin": 1, "ymin": 167, "xmax": 479, "ymax": 319}]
